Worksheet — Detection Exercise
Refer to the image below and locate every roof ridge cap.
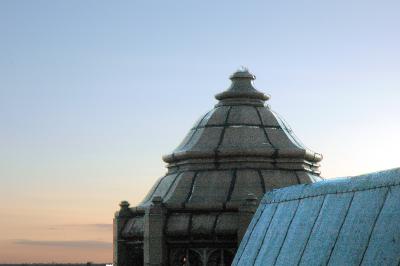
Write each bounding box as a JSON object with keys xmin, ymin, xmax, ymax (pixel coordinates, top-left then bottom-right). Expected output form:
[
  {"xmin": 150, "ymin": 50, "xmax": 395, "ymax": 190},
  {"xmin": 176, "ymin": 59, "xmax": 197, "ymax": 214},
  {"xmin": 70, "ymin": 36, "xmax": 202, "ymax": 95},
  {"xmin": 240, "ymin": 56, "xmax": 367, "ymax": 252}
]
[{"xmin": 261, "ymin": 168, "xmax": 400, "ymax": 204}]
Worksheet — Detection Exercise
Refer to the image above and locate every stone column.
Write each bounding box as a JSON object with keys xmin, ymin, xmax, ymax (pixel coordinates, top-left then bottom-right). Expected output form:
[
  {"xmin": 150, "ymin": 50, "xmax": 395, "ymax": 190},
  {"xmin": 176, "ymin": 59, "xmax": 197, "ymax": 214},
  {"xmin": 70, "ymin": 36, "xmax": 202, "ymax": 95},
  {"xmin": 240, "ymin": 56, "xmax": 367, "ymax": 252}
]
[
  {"xmin": 237, "ymin": 194, "xmax": 258, "ymax": 242},
  {"xmin": 143, "ymin": 196, "xmax": 166, "ymax": 266},
  {"xmin": 114, "ymin": 201, "xmax": 133, "ymax": 266}
]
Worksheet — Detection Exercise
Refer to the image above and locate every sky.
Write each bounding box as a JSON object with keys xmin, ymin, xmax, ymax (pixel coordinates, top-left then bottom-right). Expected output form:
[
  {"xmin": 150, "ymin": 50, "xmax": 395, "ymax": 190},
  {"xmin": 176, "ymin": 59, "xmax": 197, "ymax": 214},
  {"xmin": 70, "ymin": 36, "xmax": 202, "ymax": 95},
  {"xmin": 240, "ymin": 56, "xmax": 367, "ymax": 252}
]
[{"xmin": 0, "ymin": 0, "xmax": 399, "ymax": 263}]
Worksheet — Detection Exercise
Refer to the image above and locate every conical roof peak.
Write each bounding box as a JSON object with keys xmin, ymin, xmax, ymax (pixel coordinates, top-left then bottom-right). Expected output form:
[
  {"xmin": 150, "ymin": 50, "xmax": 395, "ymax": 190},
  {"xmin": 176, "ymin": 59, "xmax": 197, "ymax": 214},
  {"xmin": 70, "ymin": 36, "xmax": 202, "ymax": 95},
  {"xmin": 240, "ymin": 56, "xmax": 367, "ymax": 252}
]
[
  {"xmin": 215, "ymin": 69, "xmax": 269, "ymax": 106},
  {"xmin": 162, "ymin": 70, "xmax": 322, "ymax": 174}
]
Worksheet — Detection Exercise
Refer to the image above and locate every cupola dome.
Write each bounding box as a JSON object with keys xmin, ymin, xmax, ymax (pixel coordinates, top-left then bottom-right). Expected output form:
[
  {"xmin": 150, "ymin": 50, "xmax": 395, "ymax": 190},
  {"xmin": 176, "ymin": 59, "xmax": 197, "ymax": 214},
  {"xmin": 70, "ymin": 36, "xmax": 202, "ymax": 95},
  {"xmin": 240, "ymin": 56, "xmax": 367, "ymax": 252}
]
[
  {"xmin": 114, "ymin": 69, "xmax": 324, "ymax": 266},
  {"xmin": 163, "ymin": 68, "xmax": 322, "ymax": 174}
]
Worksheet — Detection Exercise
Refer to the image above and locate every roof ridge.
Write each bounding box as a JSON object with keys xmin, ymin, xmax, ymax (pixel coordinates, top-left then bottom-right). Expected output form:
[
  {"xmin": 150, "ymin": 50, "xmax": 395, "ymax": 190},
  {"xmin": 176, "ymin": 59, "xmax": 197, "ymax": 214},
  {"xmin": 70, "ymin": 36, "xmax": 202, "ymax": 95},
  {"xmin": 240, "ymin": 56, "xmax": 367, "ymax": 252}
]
[{"xmin": 261, "ymin": 168, "xmax": 400, "ymax": 204}]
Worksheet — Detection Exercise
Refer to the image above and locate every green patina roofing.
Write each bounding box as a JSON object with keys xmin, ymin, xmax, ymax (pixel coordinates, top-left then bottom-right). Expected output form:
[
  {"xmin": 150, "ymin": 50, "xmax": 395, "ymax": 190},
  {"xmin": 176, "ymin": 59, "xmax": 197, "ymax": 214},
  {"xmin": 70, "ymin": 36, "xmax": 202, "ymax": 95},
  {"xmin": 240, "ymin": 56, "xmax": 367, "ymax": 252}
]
[{"xmin": 234, "ymin": 167, "xmax": 400, "ymax": 266}]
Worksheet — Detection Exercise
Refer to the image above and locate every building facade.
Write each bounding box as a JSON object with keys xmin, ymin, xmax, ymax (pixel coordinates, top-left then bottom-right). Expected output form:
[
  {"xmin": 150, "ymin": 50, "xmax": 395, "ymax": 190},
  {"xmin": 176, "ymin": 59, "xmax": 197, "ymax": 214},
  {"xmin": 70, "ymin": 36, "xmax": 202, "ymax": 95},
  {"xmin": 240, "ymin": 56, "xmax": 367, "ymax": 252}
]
[{"xmin": 114, "ymin": 69, "xmax": 323, "ymax": 266}]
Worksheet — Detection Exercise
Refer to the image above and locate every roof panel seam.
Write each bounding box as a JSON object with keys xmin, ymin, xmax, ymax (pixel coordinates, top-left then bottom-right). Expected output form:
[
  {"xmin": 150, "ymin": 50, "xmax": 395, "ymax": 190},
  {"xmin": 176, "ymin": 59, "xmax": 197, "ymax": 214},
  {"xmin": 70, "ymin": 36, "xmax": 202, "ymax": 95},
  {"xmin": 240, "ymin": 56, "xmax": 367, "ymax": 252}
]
[
  {"xmin": 257, "ymin": 170, "xmax": 266, "ymax": 194},
  {"xmin": 272, "ymin": 199, "xmax": 301, "ymax": 266},
  {"xmin": 179, "ymin": 110, "xmax": 213, "ymax": 153},
  {"xmin": 143, "ymin": 176, "xmax": 165, "ymax": 204},
  {"xmin": 326, "ymin": 192, "xmax": 356, "ymax": 265},
  {"xmin": 212, "ymin": 211, "xmax": 222, "ymax": 236},
  {"xmin": 236, "ymin": 204, "xmax": 277, "ymax": 265},
  {"xmin": 215, "ymin": 106, "xmax": 233, "ymax": 158},
  {"xmin": 164, "ymin": 172, "xmax": 183, "ymax": 200},
  {"xmin": 251, "ymin": 204, "xmax": 279, "ymax": 265},
  {"xmin": 359, "ymin": 187, "xmax": 391, "ymax": 265},
  {"xmin": 184, "ymin": 171, "xmax": 199, "ymax": 206},
  {"xmin": 260, "ymin": 171, "xmax": 280, "ymax": 189},
  {"xmin": 226, "ymin": 169, "xmax": 237, "ymax": 203},
  {"xmin": 254, "ymin": 106, "xmax": 277, "ymax": 150},
  {"xmin": 297, "ymin": 194, "xmax": 327, "ymax": 266}
]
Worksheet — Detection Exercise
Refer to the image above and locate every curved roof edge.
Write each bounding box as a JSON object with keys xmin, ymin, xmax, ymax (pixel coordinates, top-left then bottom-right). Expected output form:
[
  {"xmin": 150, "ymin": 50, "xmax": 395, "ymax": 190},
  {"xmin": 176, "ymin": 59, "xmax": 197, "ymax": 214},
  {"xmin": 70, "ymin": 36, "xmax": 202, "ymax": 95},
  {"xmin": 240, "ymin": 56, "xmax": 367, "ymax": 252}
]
[{"xmin": 262, "ymin": 167, "xmax": 400, "ymax": 204}]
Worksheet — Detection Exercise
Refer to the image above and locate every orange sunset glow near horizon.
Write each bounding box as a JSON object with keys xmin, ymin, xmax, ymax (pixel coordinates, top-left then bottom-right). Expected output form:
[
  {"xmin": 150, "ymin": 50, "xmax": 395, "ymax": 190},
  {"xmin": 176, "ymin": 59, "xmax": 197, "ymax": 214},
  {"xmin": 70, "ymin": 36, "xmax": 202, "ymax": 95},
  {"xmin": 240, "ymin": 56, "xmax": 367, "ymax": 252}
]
[{"xmin": 1, "ymin": 0, "xmax": 399, "ymax": 263}]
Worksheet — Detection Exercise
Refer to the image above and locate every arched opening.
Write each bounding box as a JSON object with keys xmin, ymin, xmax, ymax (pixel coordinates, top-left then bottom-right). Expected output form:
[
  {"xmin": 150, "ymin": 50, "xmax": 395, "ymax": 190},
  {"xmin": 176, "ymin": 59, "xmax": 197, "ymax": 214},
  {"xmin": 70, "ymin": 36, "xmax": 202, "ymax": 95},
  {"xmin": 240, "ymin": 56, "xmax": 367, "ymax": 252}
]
[{"xmin": 207, "ymin": 249, "xmax": 234, "ymax": 266}]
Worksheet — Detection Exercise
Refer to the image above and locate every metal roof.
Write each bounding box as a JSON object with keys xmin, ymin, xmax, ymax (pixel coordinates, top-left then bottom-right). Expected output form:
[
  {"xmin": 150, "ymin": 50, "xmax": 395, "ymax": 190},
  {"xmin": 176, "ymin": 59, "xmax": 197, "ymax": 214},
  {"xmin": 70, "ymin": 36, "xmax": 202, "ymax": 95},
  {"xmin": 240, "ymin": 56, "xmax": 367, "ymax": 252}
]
[
  {"xmin": 233, "ymin": 168, "xmax": 400, "ymax": 266},
  {"xmin": 119, "ymin": 69, "xmax": 323, "ymax": 240},
  {"xmin": 162, "ymin": 69, "xmax": 322, "ymax": 174}
]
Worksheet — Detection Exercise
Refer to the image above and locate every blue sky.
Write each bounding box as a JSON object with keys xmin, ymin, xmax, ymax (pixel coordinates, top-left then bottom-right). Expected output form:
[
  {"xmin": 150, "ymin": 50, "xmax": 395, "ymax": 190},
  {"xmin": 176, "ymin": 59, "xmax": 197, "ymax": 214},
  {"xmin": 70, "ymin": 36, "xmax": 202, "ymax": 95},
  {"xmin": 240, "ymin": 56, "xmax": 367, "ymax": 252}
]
[{"xmin": 0, "ymin": 0, "xmax": 399, "ymax": 262}]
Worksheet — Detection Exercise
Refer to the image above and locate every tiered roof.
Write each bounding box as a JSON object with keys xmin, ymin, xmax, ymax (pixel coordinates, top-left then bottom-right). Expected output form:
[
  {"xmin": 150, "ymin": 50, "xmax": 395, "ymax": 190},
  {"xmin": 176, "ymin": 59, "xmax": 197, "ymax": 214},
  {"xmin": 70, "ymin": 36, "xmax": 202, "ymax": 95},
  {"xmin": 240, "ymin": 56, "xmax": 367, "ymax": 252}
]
[
  {"xmin": 163, "ymin": 69, "xmax": 322, "ymax": 173},
  {"xmin": 120, "ymin": 69, "xmax": 323, "ymax": 240}
]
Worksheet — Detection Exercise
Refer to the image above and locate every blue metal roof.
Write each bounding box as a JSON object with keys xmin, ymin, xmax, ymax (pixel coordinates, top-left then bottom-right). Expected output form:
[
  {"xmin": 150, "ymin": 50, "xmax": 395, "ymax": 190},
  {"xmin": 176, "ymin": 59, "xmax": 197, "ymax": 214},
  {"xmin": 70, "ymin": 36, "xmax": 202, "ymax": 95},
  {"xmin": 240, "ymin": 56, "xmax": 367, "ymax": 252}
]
[{"xmin": 233, "ymin": 168, "xmax": 400, "ymax": 266}]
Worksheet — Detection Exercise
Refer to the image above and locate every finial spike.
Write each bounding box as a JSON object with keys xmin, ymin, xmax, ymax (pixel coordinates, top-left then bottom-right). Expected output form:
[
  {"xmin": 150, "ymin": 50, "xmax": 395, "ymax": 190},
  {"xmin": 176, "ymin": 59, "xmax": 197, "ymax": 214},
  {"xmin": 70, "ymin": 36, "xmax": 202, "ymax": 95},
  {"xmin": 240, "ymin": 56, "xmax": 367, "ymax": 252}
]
[{"xmin": 239, "ymin": 65, "xmax": 248, "ymax": 72}]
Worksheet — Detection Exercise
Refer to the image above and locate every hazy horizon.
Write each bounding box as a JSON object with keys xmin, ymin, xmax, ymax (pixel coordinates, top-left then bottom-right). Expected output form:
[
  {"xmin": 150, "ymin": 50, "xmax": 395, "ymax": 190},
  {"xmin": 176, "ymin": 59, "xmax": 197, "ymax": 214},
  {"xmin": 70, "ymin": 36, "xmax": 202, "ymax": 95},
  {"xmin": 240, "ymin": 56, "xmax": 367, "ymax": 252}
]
[{"xmin": 1, "ymin": 0, "xmax": 399, "ymax": 263}]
